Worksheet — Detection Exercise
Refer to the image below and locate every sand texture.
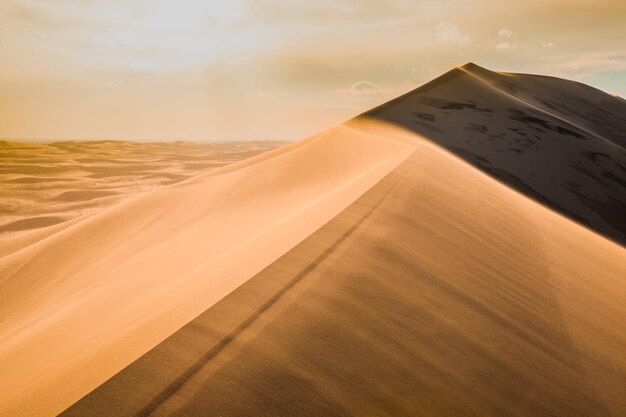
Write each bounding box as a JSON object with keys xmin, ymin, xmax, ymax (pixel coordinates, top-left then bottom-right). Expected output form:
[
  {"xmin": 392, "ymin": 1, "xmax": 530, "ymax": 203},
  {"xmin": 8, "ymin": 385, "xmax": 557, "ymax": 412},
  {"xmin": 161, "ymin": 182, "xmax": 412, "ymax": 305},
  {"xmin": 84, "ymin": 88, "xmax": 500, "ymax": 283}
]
[{"xmin": 62, "ymin": 141, "xmax": 626, "ymax": 417}]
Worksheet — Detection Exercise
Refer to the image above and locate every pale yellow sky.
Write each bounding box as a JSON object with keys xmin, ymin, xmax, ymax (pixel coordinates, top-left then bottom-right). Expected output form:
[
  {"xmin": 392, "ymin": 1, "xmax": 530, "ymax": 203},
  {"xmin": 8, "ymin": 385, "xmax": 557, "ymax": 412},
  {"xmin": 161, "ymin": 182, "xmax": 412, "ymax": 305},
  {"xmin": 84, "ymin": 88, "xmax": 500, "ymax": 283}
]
[{"xmin": 1, "ymin": 0, "xmax": 625, "ymax": 141}]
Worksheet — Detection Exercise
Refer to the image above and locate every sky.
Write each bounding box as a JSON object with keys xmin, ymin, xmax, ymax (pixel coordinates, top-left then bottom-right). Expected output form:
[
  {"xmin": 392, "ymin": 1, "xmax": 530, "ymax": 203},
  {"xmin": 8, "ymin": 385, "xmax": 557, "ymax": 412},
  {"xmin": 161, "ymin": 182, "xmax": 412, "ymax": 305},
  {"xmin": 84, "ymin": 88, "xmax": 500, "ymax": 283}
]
[{"xmin": 1, "ymin": 0, "xmax": 625, "ymax": 142}]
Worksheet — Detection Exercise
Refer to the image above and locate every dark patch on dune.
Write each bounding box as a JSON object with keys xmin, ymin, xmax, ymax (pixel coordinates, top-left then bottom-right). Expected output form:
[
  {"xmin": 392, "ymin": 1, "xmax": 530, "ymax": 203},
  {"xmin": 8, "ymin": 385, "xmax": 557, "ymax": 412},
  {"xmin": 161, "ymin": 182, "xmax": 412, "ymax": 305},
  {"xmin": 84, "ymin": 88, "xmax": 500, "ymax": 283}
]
[
  {"xmin": 419, "ymin": 97, "xmax": 493, "ymax": 113},
  {"xmin": 83, "ymin": 164, "xmax": 163, "ymax": 174},
  {"xmin": 588, "ymin": 152, "xmax": 626, "ymax": 188},
  {"xmin": 0, "ymin": 153, "xmax": 37, "ymax": 159},
  {"xmin": 161, "ymin": 155, "xmax": 221, "ymax": 162},
  {"xmin": 413, "ymin": 119, "xmax": 443, "ymax": 133},
  {"xmin": 2, "ymin": 177, "xmax": 81, "ymax": 184},
  {"xmin": 465, "ymin": 123, "xmax": 488, "ymax": 133},
  {"xmin": 74, "ymin": 158, "xmax": 143, "ymax": 165},
  {"xmin": 0, "ymin": 216, "xmax": 65, "ymax": 233},
  {"xmin": 508, "ymin": 109, "xmax": 552, "ymax": 130},
  {"xmin": 0, "ymin": 157, "xmax": 64, "ymax": 164},
  {"xmin": 414, "ymin": 112, "xmax": 436, "ymax": 122},
  {"xmin": 141, "ymin": 173, "xmax": 187, "ymax": 181},
  {"xmin": 556, "ymin": 126, "xmax": 584, "ymax": 139},
  {"xmin": 182, "ymin": 162, "xmax": 224, "ymax": 171},
  {"xmin": 494, "ymin": 79, "xmax": 522, "ymax": 95},
  {"xmin": 51, "ymin": 190, "xmax": 117, "ymax": 202},
  {"xmin": 0, "ymin": 165, "xmax": 76, "ymax": 175},
  {"xmin": 541, "ymin": 100, "xmax": 558, "ymax": 111},
  {"xmin": 507, "ymin": 128, "xmax": 528, "ymax": 137}
]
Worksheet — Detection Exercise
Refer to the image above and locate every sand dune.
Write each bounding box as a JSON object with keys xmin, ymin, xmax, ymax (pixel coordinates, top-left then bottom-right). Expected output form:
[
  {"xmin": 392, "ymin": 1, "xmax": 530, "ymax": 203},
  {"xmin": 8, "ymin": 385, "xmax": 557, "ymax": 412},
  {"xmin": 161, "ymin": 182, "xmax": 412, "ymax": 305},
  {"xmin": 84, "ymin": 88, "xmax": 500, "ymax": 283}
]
[
  {"xmin": 2, "ymin": 65, "xmax": 625, "ymax": 417},
  {"xmin": 0, "ymin": 121, "xmax": 416, "ymax": 416},
  {"xmin": 61, "ymin": 137, "xmax": 626, "ymax": 417},
  {"xmin": 365, "ymin": 63, "xmax": 626, "ymax": 245}
]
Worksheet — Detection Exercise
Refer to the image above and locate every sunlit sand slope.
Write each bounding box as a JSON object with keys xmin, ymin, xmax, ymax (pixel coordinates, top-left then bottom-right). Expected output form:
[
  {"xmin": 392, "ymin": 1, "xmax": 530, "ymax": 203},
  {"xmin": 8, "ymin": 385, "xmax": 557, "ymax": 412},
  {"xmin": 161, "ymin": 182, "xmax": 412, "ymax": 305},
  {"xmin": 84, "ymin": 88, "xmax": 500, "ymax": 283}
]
[
  {"xmin": 0, "ymin": 122, "xmax": 416, "ymax": 417},
  {"xmin": 62, "ymin": 137, "xmax": 626, "ymax": 417},
  {"xmin": 364, "ymin": 63, "xmax": 626, "ymax": 245}
]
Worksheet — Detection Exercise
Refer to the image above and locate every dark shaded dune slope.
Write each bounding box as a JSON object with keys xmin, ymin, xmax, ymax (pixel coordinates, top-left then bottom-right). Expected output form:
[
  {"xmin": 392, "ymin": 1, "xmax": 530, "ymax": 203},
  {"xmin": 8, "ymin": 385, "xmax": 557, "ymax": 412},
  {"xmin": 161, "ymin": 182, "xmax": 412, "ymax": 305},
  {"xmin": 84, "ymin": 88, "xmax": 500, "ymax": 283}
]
[{"xmin": 363, "ymin": 63, "xmax": 626, "ymax": 245}]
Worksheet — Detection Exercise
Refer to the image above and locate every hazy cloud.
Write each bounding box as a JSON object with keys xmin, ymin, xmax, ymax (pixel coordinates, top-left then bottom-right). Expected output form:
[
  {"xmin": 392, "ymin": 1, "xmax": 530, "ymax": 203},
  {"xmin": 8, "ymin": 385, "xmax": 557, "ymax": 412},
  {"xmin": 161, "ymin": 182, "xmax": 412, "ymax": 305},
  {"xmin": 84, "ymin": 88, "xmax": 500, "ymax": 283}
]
[
  {"xmin": 351, "ymin": 80, "xmax": 379, "ymax": 91},
  {"xmin": 436, "ymin": 21, "xmax": 472, "ymax": 45},
  {"xmin": 496, "ymin": 42, "xmax": 511, "ymax": 50},
  {"xmin": 545, "ymin": 52, "xmax": 626, "ymax": 78}
]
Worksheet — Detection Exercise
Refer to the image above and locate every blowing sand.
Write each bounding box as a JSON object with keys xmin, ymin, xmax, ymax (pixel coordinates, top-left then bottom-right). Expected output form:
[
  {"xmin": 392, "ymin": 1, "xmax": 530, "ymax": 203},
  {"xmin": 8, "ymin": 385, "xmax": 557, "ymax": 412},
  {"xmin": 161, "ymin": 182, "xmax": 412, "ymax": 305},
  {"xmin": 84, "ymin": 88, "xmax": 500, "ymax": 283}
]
[
  {"xmin": 0, "ymin": 121, "xmax": 416, "ymax": 416},
  {"xmin": 62, "ymin": 128, "xmax": 626, "ymax": 417}
]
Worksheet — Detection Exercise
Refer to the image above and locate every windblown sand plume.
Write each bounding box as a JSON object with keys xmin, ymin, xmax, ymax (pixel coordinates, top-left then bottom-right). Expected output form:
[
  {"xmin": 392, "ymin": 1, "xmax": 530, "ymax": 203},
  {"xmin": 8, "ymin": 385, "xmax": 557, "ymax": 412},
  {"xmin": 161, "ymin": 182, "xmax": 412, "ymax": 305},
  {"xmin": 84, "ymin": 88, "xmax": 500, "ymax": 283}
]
[{"xmin": 1, "ymin": 64, "xmax": 625, "ymax": 417}]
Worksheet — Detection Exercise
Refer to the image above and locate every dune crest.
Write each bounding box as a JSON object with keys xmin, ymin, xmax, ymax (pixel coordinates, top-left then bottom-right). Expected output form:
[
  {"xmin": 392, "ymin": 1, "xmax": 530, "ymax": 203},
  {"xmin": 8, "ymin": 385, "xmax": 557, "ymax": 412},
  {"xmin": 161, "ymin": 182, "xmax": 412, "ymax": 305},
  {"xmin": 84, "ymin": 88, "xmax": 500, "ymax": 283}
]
[{"xmin": 0, "ymin": 120, "xmax": 416, "ymax": 417}]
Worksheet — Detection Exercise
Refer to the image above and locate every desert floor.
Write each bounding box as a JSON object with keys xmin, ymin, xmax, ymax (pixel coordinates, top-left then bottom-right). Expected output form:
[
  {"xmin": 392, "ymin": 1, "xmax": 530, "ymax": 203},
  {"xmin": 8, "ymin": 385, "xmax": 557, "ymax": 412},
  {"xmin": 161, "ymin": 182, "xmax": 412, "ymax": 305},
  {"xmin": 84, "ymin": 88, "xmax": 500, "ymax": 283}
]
[{"xmin": 0, "ymin": 140, "xmax": 284, "ymax": 235}]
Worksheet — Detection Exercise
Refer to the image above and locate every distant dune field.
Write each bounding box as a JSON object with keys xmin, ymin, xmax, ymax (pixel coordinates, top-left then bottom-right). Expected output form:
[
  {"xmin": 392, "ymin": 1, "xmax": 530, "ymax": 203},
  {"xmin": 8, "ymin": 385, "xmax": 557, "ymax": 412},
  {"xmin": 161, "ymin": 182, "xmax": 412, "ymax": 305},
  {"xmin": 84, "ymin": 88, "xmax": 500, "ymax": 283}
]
[{"xmin": 0, "ymin": 140, "xmax": 284, "ymax": 236}]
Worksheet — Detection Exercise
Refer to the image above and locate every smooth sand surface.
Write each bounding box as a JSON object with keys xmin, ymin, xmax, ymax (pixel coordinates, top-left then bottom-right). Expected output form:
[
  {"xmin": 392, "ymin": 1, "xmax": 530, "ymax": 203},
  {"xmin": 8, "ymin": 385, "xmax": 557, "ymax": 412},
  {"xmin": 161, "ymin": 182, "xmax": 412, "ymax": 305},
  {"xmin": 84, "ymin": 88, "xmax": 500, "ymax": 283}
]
[
  {"xmin": 0, "ymin": 140, "xmax": 283, "ymax": 237},
  {"xmin": 0, "ymin": 121, "xmax": 416, "ymax": 416},
  {"xmin": 62, "ymin": 138, "xmax": 626, "ymax": 417}
]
